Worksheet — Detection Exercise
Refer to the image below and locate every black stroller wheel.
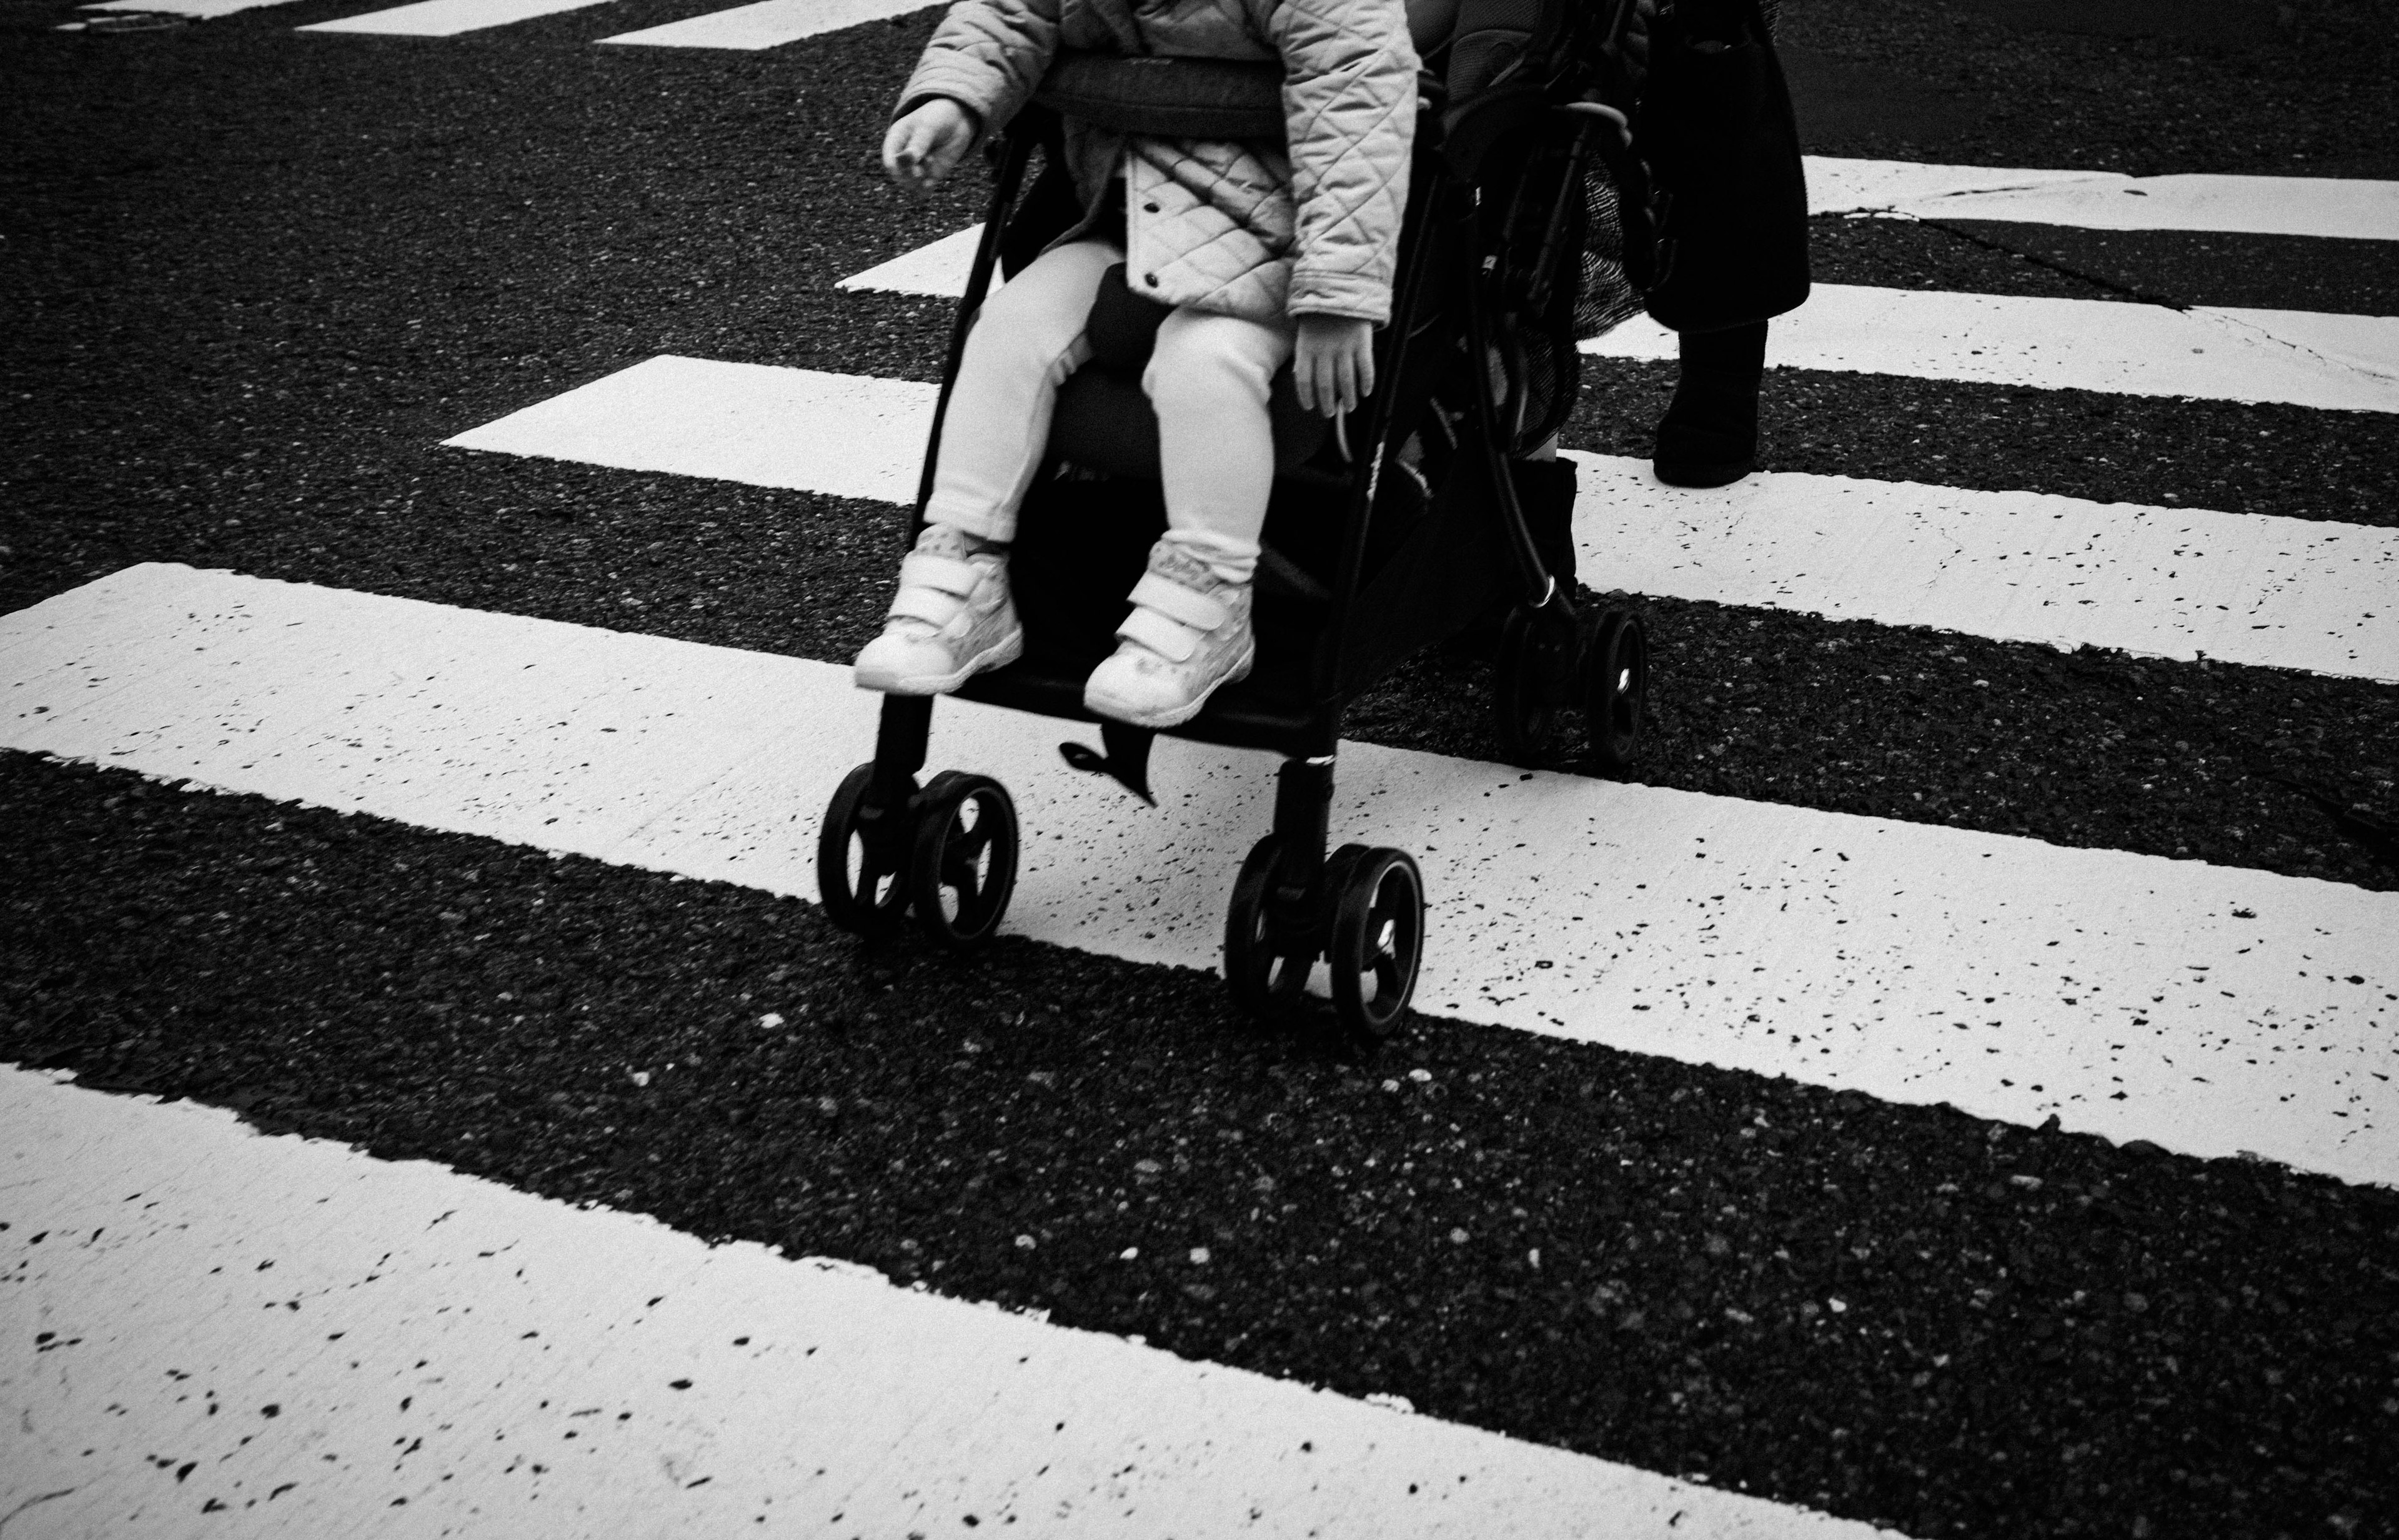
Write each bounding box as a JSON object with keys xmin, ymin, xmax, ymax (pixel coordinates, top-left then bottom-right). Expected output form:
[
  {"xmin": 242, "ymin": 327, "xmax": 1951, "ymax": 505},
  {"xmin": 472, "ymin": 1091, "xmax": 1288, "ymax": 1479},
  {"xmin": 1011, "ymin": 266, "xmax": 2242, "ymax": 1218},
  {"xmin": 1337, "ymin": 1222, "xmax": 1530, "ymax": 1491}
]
[
  {"xmin": 1585, "ymin": 609, "xmax": 1649, "ymax": 775},
  {"xmin": 908, "ymin": 771, "xmax": 1020, "ymax": 950},
  {"xmin": 1328, "ymin": 845, "xmax": 1424, "ymax": 1041},
  {"xmin": 1492, "ymin": 605, "xmax": 1570, "ymax": 764},
  {"xmin": 818, "ymin": 762, "xmax": 916, "ymax": 940},
  {"xmin": 1224, "ymin": 835, "xmax": 1314, "ymax": 1018}
]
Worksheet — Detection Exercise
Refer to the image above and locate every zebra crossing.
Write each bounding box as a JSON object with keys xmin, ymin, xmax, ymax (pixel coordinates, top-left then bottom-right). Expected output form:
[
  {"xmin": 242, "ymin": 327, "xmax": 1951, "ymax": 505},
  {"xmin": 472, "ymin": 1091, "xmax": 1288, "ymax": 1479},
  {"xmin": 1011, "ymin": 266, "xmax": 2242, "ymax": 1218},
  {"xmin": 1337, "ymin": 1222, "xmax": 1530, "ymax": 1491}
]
[{"xmin": 9, "ymin": 4, "xmax": 2399, "ymax": 1536}]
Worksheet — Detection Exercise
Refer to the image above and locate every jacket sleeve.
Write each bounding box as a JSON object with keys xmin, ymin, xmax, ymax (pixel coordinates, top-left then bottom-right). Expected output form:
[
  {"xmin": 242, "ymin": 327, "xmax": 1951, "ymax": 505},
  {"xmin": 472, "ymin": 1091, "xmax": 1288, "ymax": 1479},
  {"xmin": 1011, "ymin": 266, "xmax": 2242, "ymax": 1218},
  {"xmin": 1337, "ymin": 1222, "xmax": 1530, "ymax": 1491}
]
[
  {"xmin": 896, "ymin": 0, "xmax": 1063, "ymax": 142},
  {"xmin": 1264, "ymin": 0, "xmax": 1419, "ymax": 325}
]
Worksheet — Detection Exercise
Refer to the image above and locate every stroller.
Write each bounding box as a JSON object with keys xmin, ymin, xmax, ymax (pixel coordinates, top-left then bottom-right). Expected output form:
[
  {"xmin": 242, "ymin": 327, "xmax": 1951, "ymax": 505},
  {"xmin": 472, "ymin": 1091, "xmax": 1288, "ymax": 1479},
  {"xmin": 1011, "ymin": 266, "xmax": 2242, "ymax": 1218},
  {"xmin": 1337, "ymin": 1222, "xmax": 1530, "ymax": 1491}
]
[{"xmin": 818, "ymin": 0, "xmax": 1657, "ymax": 1040}]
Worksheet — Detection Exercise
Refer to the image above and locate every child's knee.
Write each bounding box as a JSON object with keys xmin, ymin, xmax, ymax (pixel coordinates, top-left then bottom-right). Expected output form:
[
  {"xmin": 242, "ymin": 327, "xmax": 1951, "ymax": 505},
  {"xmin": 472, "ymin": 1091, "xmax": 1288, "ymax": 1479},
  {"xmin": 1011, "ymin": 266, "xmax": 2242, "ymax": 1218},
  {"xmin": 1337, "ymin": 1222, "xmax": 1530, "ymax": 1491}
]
[{"xmin": 1143, "ymin": 314, "xmax": 1290, "ymax": 409}]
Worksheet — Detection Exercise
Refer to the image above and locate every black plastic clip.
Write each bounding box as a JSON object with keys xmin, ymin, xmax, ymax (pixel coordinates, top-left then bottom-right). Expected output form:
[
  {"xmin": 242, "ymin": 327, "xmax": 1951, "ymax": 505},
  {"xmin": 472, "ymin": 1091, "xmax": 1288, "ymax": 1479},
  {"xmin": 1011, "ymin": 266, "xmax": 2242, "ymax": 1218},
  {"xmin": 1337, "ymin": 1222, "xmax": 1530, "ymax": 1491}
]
[{"xmin": 1060, "ymin": 721, "xmax": 1157, "ymax": 805}]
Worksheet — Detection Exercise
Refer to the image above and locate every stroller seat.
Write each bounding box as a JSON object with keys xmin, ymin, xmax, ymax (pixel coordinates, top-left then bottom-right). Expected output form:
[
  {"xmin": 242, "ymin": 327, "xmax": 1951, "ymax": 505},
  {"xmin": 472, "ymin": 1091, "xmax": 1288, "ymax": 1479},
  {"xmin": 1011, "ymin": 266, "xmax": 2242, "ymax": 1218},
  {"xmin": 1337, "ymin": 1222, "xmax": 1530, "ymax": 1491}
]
[{"xmin": 818, "ymin": 0, "xmax": 1659, "ymax": 1041}]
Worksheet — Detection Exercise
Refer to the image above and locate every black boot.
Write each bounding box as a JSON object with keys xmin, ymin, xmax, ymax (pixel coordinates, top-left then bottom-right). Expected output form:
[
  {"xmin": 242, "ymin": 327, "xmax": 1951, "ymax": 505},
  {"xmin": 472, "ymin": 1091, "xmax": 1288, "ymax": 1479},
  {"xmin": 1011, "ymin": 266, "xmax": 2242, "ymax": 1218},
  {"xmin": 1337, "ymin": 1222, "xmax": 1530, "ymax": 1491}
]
[{"xmin": 1653, "ymin": 320, "xmax": 1767, "ymax": 488}]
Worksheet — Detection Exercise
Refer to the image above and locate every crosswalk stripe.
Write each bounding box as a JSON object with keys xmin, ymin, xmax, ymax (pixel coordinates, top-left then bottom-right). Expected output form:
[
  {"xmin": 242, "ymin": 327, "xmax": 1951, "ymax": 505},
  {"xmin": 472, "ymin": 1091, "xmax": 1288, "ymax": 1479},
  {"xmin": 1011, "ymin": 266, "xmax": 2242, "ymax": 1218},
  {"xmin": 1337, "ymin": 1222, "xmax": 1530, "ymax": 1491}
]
[
  {"xmin": 599, "ymin": 0, "xmax": 936, "ymax": 50},
  {"xmin": 1582, "ymin": 287, "xmax": 2399, "ymax": 414},
  {"xmin": 6, "ymin": 1071, "xmax": 1888, "ymax": 1540},
  {"xmin": 839, "ymin": 237, "xmax": 2399, "ymax": 412},
  {"xmin": 1805, "ymin": 159, "xmax": 2399, "ymax": 242},
  {"xmin": 1562, "ymin": 452, "xmax": 2399, "ymax": 682},
  {"xmin": 837, "ymin": 223, "xmax": 993, "ymax": 297},
  {"xmin": 847, "ymin": 158, "xmax": 2399, "ymax": 262},
  {"xmin": 298, "ymin": 0, "xmax": 612, "ymax": 37},
  {"xmin": 79, "ymin": 0, "xmax": 312, "ymax": 16},
  {"xmin": 9, "ymin": 565, "xmax": 2393, "ymax": 1185},
  {"xmin": 441, "ymin": 356, "xmax": 2399, "ymax": 683}
]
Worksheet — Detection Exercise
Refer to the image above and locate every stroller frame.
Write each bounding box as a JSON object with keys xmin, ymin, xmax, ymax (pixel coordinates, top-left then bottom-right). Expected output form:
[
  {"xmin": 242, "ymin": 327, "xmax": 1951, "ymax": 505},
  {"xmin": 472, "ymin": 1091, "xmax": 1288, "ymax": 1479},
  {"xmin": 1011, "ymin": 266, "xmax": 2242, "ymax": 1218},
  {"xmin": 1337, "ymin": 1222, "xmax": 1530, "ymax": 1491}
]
[{"xmin": 820, "ymin": 0, "xmax": 1655, "ymax": 1040}]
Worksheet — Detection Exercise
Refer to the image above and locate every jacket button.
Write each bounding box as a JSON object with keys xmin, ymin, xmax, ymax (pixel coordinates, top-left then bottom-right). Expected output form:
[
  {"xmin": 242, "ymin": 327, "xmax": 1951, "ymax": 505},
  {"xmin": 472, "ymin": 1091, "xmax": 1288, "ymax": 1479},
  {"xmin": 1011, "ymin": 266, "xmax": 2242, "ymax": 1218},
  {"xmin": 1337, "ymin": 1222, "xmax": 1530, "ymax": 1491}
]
[{"xmin": 1143, "ymin": 272, "xmax": 1160, "ymax": 287}]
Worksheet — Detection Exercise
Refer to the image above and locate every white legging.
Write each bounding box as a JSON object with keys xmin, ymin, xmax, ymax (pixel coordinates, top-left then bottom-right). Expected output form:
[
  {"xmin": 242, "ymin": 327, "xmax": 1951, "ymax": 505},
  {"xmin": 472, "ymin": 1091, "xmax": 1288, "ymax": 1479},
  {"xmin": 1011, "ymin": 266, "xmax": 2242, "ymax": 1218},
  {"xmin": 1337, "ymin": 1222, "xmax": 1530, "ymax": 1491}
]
[{"xmin": 920, "ymin": 239, "xmax": 1295, "ymax": 584}]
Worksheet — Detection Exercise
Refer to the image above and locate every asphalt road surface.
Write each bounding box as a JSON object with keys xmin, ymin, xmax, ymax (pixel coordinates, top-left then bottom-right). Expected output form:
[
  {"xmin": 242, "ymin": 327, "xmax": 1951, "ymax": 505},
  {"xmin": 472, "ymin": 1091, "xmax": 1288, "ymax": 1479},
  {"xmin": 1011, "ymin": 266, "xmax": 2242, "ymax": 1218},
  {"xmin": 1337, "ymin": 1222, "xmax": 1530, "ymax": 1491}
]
[{"xmin": 5, "ymin": 1, "xmax": 2398, "ymax": 1537}]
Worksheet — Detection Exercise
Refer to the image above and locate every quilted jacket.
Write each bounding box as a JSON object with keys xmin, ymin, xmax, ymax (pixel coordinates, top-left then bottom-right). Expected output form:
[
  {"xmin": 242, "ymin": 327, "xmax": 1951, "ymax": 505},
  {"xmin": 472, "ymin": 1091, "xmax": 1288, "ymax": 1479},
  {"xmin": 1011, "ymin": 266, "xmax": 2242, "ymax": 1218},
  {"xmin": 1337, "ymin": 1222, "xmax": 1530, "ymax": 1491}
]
[{"xmin": 898, "ymin": 0, "xmax": 1418, "ymax": 327}]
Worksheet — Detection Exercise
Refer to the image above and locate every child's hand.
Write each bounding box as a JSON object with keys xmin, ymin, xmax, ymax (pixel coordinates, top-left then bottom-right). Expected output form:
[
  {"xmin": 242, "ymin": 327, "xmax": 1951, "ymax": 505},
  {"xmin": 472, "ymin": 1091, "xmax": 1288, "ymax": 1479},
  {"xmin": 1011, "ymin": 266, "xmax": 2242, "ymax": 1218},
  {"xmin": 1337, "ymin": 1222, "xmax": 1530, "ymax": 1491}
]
[
  {"xmin": 1294, "ymin": 315, "xmax": 1376, "ymax": 417},
  {"xmin": 883, "ymin": 99, "xmax": 976, "ymax": 189}
]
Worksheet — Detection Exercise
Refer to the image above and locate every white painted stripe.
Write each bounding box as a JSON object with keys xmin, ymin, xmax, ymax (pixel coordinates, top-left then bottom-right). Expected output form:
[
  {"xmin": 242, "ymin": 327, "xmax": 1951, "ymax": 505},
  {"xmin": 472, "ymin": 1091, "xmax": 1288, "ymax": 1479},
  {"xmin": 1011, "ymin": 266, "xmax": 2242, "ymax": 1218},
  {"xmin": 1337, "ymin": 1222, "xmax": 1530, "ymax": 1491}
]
[
  {"xmin": 7, "ymin": 567, "xmax": 2394, "ymax": 1185},
  {"xmin": 1805, "ymin": 157, "xmax": 2399, "ymax": 242},
  {"xmin": 445, "ymin": 355, "xmax": 931, "ymax": 502},
  {"xmin": 1582, "ymin": 286, "xmax": 2399, "ymax": 414},
  {"xmin": 837, "ymin": 221, "xmax": 995, "ymax": 296},
  {"xmin": 298, "ymin": 0, "xmax": 609, "ymax": 36},
  {"xmin": 599, "ymin": 0, "xmax": 935, "ymax": 50},
  {"xmin": 1561, "ymin": 452, "xmax": 2399, "ymax": 682},
  {"xmin": 81, "ymin": 0, "xmax": 310, "ymax": 16},
  {"xmin": 852, "ymin": 166, "xmax": 2399, "ymax": 289},
  {"xmin": 4, "ymin": 1073, "xmax": 1887, "ymax": 1540},
  {"xmin": 444, "ymin": 357, "xmax": 2399, "ymax": 683},
  {"xmin": 838, "ymin": 234, "xmax": 2399, "ymax": 411}
]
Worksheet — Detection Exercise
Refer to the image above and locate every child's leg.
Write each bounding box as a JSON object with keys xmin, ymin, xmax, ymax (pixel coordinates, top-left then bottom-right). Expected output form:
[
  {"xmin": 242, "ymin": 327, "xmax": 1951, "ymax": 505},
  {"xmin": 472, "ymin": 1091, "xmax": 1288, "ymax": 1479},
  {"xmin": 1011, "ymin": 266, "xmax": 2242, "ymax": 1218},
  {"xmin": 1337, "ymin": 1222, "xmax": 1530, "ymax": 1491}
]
[
  {"xmin": 856, "ymin": 241, "xmax": 1118, "ymax": 695},
  {"xmin": 1081, "ymin": 309, "xmax": 1294, "ymax": 728},
  {"xmin": 1143, "ymin": 309, "xmax": 1296, "ymax": 581},
  {"xmin": 922, "ymin": 240, "xmax": 1122, "ymax": 542}
]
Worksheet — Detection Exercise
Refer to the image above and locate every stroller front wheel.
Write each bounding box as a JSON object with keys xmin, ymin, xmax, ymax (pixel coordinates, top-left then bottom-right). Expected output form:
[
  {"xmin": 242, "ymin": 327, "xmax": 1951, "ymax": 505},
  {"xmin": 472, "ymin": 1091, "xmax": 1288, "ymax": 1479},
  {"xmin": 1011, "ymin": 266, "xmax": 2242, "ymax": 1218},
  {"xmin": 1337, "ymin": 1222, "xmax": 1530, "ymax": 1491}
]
[
  {"xmin": 1492, "ymin": 605, "xmax": 1573, "ymax": 764},
  {"xmin": 908, "ymin": 771, "xmax": 1020, "ymax": 950},
  {"xmin": 1585, "ymin": 609, "xmax": 1649, "ymax": 775},
  {"xmin": 1328, "ymin": 845, "xmax": 1425, "ymax": 1041},
  {"xmin": 818, "ymin": 761, "xmax": 918, "ymax": 940},
  {"xmin": 1224, "ymin": 835, "xmax": 1315, "ymax": 1018}
]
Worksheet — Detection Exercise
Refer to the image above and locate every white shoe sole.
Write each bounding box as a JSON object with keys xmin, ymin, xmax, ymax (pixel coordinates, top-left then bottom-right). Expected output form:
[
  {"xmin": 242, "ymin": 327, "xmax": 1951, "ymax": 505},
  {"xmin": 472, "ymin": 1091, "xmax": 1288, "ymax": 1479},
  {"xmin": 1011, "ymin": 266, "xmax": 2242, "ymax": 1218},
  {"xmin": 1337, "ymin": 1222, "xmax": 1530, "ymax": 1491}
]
[
  {"xmin": 1083, "ymin": 638, "xmax": 1256, "ymax": 730},
  {"xmin": 855, "ymin": 627, "xmax": 1025, "ymax": 696}
]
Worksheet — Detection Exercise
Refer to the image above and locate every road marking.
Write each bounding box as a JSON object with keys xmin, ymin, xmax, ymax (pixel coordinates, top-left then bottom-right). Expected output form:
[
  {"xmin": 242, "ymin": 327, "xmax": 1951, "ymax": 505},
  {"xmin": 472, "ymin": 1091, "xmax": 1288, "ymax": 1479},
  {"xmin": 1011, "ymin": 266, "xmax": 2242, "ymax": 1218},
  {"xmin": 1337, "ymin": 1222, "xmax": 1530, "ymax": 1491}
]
[
  {"xmin": 444, "ymin": 357, "xmax": 2399, "ymax": 682},
  {"xmin": 1584, "ymin": 287, "xmax": 2399, "ymax": 412},
  {"xmin": 445, "ymin": 355, "xmax": 931, "ymax": 502},
  {"xmin": 79, "ymin": 0, "xmax": 312, "ymax": 15},
  {"xmin": 299, "ymin": 0, "xmax": 611, "ymax": 36},
  {"xmin": 8, "ymin": 567, "xmax": 2393, "ymax": 1184},
  {"xmin": 1561, "ymin": 452, "xmax": 2399, "ymax": 682},
  {"xmin": 838, "ymin": 222, "xmax": 999, "ymax": 297},
  {"xmin": 600, "ymin": 0, "xmax": 935, "ymax": 49},
  {"xmin": 1806, "ymin": 158, "xmax": 2399, "ymax": 242},
  {"xmin": 841, "ymin": 234, "xmax": 2399, "ymax": 411},
  {"xmin": 4, "ymin": 1072, "xmax": 1891, "ymax": 1540}
]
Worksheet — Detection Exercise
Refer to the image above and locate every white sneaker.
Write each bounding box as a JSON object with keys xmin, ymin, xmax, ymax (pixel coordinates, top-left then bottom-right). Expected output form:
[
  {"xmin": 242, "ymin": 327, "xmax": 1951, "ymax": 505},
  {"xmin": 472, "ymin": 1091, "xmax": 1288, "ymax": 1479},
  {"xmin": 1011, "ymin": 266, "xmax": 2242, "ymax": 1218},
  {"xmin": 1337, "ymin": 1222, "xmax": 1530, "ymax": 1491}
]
[
  {"xmin": 853, "ymin": 524, "xmax": 1024, "ymax": 695},
  {"xmin": 1083, "ymin": 540, "xmax": 1255, "ymax": 729}
]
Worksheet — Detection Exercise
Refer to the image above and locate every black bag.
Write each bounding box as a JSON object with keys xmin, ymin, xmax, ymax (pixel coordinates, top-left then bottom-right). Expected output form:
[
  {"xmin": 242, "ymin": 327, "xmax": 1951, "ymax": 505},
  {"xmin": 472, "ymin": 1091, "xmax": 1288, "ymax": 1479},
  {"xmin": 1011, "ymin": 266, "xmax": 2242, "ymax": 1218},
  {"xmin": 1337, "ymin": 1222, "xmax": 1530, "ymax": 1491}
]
[{"xmin": 1638, "ymin": 0, "xmax": 1809, "ymax": 334}]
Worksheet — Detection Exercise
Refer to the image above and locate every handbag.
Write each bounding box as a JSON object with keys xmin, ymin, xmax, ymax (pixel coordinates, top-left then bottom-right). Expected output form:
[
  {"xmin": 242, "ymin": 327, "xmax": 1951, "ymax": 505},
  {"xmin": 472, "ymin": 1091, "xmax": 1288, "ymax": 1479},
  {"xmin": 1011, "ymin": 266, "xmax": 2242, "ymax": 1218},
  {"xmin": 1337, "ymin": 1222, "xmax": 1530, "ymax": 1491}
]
[{"xmin": 1637, "ymin": 0, "xmax": 1810, "ymax": 334}]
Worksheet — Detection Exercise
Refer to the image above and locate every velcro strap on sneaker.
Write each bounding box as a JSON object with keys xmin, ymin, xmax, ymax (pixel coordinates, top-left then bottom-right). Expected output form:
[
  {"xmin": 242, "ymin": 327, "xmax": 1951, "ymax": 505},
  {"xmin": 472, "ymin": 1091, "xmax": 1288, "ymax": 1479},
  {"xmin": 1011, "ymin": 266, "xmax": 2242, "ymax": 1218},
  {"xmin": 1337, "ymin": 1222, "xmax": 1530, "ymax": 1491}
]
[
  {"xmin": 1116, "ymin": 603, "xmax": 1201, "ymax": 663},
  {"xmin": 898, "ymin": 550, "xmax": 985, "ymax": 598},
  {"xmin": 888, "ymin": 585, "xmax": 966, "ymax": 627},
  {"xmin": 1126, "ymin": 570, "xmax": 1229, "ymax": 633}
]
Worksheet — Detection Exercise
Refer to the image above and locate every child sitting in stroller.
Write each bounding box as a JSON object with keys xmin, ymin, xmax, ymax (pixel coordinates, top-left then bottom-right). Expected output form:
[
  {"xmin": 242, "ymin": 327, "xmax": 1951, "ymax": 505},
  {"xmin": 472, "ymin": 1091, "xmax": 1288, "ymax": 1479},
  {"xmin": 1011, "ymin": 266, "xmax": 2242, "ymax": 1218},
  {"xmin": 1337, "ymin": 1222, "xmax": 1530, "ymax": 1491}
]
[{"xmin": 852, "ymin": 0, "xmax": 1419, "ymax": 730}]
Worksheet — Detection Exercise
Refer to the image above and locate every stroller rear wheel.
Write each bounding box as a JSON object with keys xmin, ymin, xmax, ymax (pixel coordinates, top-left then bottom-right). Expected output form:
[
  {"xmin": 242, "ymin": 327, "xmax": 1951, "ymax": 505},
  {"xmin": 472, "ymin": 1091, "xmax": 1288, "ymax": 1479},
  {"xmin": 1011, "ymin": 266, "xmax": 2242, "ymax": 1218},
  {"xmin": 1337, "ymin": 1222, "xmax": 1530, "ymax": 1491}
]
[
  {"xmin": 1584, "ymin": 609, "xmax": 1649, "ymax": 775},
  {"xmin": 1224, "ymin": 835, "xmax": 1315, "ymax": 1017},
  {"xmin": 818, "ymin": 761, "xmax": 916, "ymax": 940},
  {"xmin": 1492, "ymin": 604, "xmax": 1576, "ymax": 763},
  {"xmin": 908, "ymin": 771, "xmax": 1020, "ymax": 950},
  {"xmin": 1328, "ymin": 844, "xmax": 1425, "ymax": 1040}
]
